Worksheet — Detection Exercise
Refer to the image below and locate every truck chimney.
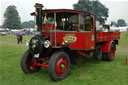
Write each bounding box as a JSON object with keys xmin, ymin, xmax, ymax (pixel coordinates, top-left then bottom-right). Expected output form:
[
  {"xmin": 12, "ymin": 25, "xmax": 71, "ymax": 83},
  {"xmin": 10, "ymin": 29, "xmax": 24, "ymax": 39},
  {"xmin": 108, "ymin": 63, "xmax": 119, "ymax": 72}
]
[{"xmin": 34, "ymin": 3, "xmax": 44, "ymax": 34}]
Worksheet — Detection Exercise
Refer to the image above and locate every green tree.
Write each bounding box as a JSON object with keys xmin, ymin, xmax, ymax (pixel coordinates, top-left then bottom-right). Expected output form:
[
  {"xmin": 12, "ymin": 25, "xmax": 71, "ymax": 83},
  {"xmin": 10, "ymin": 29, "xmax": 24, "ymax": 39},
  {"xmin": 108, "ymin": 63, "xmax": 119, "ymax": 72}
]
[
  {"xmin": 3, "ymin": 5, "xmax": 22, "ymax": 29},
  {"xmin": 73, "ymin": 0, "xmax": 109, "ymax": 24},
  {"xmin": 117, "ymin": 19, "xmax": 126, "ymax": 27},
  {"xmin": 22, "ymin": 20, "xmax": 35, "ymax": 28}
]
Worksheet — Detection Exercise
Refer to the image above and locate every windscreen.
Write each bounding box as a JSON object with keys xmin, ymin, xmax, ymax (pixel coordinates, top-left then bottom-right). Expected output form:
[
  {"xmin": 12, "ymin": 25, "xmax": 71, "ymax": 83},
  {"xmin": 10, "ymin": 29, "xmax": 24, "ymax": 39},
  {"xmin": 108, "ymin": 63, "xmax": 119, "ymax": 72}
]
[{"xmin": 43, "ymin": 12, "xmax": 78, "ymax": 31}]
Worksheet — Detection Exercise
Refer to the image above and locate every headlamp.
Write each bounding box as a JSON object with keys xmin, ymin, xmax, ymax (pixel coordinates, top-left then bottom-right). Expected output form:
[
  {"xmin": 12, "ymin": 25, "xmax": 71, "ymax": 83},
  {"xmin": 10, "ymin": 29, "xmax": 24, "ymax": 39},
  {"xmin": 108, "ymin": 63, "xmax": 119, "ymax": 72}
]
[
  {"xmin": 25, "ymin": 40, "xmax": 29, "ymax": 46},
  {"xmin": 44, "ymin": 40, "xmax": 51, "ymax": 48}
]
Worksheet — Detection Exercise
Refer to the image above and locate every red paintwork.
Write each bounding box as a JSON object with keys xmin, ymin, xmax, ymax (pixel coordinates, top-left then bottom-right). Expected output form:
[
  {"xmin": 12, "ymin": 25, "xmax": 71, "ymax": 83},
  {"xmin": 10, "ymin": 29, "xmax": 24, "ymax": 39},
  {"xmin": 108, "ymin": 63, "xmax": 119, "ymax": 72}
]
[
  {"xmin": 42, "ymin": 15, "xmax": 96, "ymax": 50},
  {"xmin": 31, "ymin": 9, "xmax": 91, "ymax": 16},
  {"xmin": 44, "ymin": 9, "xmax": 91, "ymax": 15},
  {"xmin": 110, "ymin": 48, "xmax": 114, "ymax": 58},
  {"xmin": 96, "ymin": 32, "xmax": 120, "ymax": 42},
  {"xmin": 28, "ymin": 60, "xmax": 38, "ymax": 71},
  {"xmin": 41, "ymin": 9, "xmax": 120, "ymax": 52},
  {"xmin": 56, "ymin": 58, "xmax": 67, "ymax": 75},
  {"xmin": 96, "ymin": 32, "xmax": 120, "ymax": 53},
  {"xmin": 101, "ymin": 41, "xmax": 113, "ymax": 53},
  {"xmin": 54, "ymin": 32, "xmax": 94, "ymax": 50},
  {"xmin": 35, "ymin": 63, "xmax": 48, "ymax": 68},
  {"xmin": 28, "ymin": 58, "xmax": 49, "ymax": 68},
  {"xmin": 32, "ymin": 9, "xmax": 120, "ymax": 51},
  {"xmin": 42, "ymin": 27, "xmax": 120, "ymax": 51},
  {"xmin": 43, "ymin": 31, "xmax": 95, "ymax": 50}
]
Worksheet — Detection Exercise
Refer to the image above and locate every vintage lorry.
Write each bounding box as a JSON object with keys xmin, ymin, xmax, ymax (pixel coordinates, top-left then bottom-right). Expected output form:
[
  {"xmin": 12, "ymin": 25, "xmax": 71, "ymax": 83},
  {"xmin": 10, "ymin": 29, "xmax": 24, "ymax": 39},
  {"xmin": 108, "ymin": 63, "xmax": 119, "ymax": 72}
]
[{"xmin": 21, "ymin": 3, "xmax": 120, "ymax": 81}]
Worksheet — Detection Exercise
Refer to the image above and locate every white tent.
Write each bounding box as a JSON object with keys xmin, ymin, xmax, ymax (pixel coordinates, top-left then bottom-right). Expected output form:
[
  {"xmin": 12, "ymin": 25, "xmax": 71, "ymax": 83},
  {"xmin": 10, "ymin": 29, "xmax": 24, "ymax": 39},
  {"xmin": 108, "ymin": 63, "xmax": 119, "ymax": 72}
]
[{"xmin": 111, "ymin": 26, "xmax": 128, "ymax": 32}]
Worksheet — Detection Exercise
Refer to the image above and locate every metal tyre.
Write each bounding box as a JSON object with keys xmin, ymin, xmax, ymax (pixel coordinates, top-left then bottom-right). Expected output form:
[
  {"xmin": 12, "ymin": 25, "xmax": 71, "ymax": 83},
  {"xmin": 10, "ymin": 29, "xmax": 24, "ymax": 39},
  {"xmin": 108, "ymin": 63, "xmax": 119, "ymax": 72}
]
[
  {"xmin": 21, "ymin": 50, "xmax": 41, "ymax": 74},
  {"xmin": 93, "ymin": 45, "xmax": 102, "ymax": 60},
  {"xmin": 48, "ymin": 51, "xmax": 70, "ymax": 81}
]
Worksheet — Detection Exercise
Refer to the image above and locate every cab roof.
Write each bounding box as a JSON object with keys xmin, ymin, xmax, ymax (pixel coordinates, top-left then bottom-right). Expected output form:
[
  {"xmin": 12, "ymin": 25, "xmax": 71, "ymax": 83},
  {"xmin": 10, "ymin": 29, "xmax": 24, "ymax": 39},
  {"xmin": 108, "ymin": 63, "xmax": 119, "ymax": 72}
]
[
  {"xmin": 31, "ymin": 9, "xmax": 94, "ymax": 16},
  {"xmin": 44, "ymin": 9, "xmax": 91, "ymax": 15}
]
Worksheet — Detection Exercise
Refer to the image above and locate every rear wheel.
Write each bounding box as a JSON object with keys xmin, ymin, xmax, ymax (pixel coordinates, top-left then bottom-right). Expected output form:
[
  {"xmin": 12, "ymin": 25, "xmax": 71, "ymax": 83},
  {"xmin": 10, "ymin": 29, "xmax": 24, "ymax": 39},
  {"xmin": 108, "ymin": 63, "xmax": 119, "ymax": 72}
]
[
  {"xmin": 93, "ymin": 45, "xmax": 102, "ymax": 60},
  {"xmin": 103, "ymin": 43, "xmax": 115, "ymax": 61},
  {"xmin": 48, "ymin": 51, "xmax": 70, "ymax": 81},
  {"xmin": 21, "ymin": 50, "xmax": 41, "ymax": 73}
]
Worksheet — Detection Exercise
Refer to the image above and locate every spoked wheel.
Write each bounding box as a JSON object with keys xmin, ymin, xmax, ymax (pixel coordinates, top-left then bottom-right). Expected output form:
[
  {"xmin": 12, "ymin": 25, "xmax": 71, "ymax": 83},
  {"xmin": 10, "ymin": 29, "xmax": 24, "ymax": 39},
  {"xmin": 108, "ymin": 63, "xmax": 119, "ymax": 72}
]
[
  {"xmin": 21, "ymin": 50, "xmax": 41, "ymax": 73},
  {"xmin": 48, "ymin": 51, "xmax": 70, "ymax": 81},
  {"xmin": 93, "ymin": 45, "xmax": 102, "ymax": 60},
  {"xmin": 103, "ymin": 43, "xmax": 115, "ymax": 61}
]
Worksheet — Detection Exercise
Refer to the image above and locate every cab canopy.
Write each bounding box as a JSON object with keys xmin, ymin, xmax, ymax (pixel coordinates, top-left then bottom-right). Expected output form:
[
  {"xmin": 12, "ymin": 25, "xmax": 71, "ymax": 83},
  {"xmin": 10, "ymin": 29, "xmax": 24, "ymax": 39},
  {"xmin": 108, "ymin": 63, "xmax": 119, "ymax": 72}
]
[{"xmin": 31, "ymin": 9, "xmax": 95, "ymax": 32}]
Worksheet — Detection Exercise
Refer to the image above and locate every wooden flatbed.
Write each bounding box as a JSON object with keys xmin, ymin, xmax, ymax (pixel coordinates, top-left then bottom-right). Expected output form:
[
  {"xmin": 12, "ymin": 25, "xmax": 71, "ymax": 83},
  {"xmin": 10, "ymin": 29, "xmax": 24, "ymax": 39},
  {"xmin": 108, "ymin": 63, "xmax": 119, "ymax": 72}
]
[{"xmin": 96, "ymin": 32, "xmax": 120, "ymax": 42}]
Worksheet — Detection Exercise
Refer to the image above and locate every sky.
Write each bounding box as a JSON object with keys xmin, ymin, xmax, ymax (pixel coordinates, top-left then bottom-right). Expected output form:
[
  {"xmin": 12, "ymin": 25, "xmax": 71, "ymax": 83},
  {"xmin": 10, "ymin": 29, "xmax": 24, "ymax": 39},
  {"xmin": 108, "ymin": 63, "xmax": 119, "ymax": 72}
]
[{"xmin": 0, "ymin": 0, "xmax": 128, "ymax": 26}]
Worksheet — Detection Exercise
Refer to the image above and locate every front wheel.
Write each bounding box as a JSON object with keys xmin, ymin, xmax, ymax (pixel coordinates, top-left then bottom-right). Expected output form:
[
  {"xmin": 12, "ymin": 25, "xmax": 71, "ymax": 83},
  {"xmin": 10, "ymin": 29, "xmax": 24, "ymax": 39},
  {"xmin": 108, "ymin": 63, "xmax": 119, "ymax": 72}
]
[
  {"xmin": 48, "ymin": 51, "xmax": 70, "ymax": 81},
  {"xmin": 21, "ymin": 50, "xmax": 41, "ymax": 74}
]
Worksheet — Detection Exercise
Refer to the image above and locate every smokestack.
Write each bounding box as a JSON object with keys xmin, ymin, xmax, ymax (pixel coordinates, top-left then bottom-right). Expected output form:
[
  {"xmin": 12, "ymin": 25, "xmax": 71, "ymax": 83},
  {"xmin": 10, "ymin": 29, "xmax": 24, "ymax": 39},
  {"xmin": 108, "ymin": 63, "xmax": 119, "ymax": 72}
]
[{"xmin": 34, "ymin": 3, "xmax": 44, "ymax": 34}]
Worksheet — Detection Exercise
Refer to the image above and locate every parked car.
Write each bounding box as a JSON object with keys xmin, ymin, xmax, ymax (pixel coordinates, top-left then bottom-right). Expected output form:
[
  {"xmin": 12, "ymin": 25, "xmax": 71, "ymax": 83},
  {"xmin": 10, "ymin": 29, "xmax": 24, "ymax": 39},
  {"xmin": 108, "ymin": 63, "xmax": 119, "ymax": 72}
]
[{"xmin": 0, "ymin": 30, "xmax": 7, "ymax": 36}]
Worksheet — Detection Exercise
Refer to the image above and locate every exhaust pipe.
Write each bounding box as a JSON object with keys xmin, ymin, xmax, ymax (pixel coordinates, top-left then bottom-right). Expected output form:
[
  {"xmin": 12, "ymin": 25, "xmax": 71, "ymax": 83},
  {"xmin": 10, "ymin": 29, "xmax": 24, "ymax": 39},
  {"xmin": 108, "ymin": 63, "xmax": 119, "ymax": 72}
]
[{"xmin": 34, "ymin": 3, "xmax": 44, "ymax": 35}]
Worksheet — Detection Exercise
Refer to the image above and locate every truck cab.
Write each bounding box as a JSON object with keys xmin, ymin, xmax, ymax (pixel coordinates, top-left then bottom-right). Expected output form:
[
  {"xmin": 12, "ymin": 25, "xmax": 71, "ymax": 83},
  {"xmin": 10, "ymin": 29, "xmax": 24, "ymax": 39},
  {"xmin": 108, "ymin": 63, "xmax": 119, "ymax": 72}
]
[{"xmin": 34, "ymin": 9, "xmax": 96, "ymax": 50}]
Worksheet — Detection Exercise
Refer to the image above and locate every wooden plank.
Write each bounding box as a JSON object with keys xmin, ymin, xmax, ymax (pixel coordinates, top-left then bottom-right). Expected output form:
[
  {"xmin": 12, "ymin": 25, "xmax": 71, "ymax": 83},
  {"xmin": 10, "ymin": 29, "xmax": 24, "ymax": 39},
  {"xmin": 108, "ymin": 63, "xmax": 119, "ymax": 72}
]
[{"xmin": 96, "ymin": 32, "xmax": 120, "ymax": 43}]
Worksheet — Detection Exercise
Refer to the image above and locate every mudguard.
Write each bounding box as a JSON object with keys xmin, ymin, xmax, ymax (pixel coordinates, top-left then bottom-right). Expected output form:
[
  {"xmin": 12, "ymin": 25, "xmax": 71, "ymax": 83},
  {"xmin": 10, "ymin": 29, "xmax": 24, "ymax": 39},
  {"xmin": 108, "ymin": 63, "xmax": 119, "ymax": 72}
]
[{"xmin": 101, "ymin": 41, "xmax": 115, "ymax": 53}]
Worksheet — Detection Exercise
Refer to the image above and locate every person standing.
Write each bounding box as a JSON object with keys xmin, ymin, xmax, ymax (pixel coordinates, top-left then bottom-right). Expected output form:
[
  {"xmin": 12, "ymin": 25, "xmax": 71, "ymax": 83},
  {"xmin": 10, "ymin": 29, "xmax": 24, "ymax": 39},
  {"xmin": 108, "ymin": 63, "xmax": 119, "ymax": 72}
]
[{"xmin": 17, "ymin": 32, "xmax": 23, "ymax": 44}]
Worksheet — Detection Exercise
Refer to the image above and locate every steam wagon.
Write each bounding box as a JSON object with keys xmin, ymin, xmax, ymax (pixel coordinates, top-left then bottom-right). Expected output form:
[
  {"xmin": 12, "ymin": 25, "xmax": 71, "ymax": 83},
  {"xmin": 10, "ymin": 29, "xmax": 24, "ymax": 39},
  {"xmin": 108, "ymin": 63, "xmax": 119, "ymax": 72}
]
[{"xmin": 21, "ymin": 3, "xmax": 120, "ymax": 81}]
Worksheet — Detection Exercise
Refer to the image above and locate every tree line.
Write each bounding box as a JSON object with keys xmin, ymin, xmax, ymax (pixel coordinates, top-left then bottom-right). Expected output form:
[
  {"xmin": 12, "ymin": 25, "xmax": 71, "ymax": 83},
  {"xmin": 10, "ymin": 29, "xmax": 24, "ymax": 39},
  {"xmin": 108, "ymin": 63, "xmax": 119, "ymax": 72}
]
[
  {"xmin": 110, "ymin": 19, "xmax": 127, "ymax": 27},
  {"xmin": 2, "ymin": 0, "xmax": 127, "ymax": 29},
  {"xmin": 2, "ymin": 5, "xmax": 35, "ymax": 29},
  {"xmin": 73, "ymin": 0, "xmax": 109, "ymax": 24}
]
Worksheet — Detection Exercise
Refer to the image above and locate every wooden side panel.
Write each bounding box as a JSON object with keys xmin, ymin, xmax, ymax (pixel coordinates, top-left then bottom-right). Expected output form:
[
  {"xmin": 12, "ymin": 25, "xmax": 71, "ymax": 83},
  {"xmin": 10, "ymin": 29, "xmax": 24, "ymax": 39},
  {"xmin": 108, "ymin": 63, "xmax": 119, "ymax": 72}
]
[{"xmin": 96, "ymin": 32, "xmax": 120, "ymax": 43}]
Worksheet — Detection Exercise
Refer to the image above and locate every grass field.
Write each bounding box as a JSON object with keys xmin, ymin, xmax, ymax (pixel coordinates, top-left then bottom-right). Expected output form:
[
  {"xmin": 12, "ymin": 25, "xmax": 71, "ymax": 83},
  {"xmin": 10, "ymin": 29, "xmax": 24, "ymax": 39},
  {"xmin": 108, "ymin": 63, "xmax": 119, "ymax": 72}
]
[{"xmin": 0, "ymin": 32, "xmax": 128, "ymax": 85}]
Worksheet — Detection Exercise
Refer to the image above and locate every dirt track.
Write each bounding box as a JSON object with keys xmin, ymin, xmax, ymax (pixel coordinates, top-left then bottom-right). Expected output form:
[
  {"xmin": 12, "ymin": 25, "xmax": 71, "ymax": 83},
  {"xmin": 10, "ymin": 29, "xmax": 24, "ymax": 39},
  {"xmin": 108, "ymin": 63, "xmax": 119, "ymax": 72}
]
[{"xmin": 0, "ymin": 40, "xmax": 24, "ymax": 46}]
